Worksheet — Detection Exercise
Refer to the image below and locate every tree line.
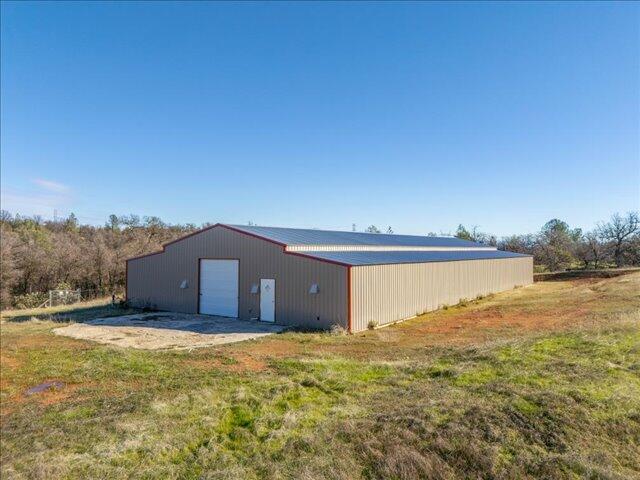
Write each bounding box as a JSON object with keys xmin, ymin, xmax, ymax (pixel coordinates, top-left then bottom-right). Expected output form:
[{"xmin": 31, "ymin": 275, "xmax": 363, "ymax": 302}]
[
  {"xmin": 1, "ymin": 210, "xmax": 638, "ymax": 309},
  {"xmin": 453, "ymin": 212, "xmax": 639, "ymax": 272},
  {"xmin": 363, "ymin": 212, "xmax": 639, "ymax": 273},
  {"xmin": 0, "ymin": 212, "xmax": 199, "ymax": 309}
]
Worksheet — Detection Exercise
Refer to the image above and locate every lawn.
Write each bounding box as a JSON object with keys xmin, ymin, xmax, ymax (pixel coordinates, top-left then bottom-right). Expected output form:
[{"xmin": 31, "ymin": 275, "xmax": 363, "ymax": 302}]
[{"xmin": 1, "ymin": 274, "xmax": 639, "ymax": 479}]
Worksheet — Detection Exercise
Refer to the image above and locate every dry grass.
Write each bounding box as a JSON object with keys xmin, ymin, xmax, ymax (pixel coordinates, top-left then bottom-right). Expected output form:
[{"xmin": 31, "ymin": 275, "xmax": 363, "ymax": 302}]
[
  {"xmin": 1, "ymin": 298, "xmax": 138, "ymax": 324},
  {"xmin": 1, "ymin": 274, "xmax": 639, "ymax": 479}
]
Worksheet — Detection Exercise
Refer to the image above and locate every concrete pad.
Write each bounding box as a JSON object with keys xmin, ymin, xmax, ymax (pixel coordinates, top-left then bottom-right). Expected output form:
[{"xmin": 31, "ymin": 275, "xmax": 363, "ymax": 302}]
[{"xmin": 52, "ymin": 312, "xmax": 285, "ymax": 350}]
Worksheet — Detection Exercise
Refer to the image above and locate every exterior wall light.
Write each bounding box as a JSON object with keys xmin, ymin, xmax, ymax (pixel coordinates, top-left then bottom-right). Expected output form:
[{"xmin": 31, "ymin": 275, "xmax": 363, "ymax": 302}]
[
  {"xmin": 250, "ymin": 284, "xmax": 259, "ymax": 294},
  {"xmin": 180, "ymin": 280, "xmax": 189, "ymax": 289},
  {"xmin": 309, "ymin": 284, "xmax": 319, "ymax": 294}
]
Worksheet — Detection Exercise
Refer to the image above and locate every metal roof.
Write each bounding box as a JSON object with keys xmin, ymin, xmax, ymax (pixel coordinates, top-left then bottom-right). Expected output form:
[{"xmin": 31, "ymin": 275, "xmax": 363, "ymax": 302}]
[
  {"xmin": 299, "ymin": 250, "xmax": 530, "ymax": 266},
  {"xmin": 226, "ymin": 224, "xmax": 487, "ymax": 248}
]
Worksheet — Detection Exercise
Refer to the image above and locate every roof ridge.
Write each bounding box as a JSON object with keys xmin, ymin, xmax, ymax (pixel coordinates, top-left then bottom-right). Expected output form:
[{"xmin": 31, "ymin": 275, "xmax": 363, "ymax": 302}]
[{"xmin": 225, "ymin": 224, "xmax": 459, "ymax": 240}]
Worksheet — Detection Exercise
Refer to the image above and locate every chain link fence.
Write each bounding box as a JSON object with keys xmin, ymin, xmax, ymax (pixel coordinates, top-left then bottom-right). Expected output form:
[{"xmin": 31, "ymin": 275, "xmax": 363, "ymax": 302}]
[{"xmin": 12, "ymin": 288, "xmax": 124, "ymax": 310}]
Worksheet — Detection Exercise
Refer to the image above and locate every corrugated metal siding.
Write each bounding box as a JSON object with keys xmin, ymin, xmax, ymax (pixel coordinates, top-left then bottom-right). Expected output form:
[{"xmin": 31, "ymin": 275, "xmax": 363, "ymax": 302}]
[
  {"xmin": 127, "ymin": 227, "xmax": 347, "ymax": 330},
  {"xmin": 350, "ymin": 256, "xmax": 533, "ymax": 332}
]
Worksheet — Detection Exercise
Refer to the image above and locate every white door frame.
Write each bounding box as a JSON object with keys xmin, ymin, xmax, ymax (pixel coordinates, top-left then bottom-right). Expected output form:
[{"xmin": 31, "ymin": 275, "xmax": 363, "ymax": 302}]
[{"xmin": 259, "ymin": 278, "xmax": 275, "ymax": 322}]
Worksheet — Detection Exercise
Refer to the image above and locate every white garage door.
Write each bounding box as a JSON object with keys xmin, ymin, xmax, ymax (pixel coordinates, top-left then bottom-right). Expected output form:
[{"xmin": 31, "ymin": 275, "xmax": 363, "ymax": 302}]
[{"xmin": 199, "ymin": 259, "xmax": 239, "ymax": 317}]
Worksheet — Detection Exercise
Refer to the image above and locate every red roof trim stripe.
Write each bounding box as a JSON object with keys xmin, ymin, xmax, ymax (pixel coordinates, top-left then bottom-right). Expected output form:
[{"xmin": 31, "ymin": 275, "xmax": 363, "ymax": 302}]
[
  {"xmin": 217, "ymin": 224, "xmax": 287, "ymax": 247},
  {"xmin": 125, "ymin": 223, "xmax": 349, "ymax": 267}
]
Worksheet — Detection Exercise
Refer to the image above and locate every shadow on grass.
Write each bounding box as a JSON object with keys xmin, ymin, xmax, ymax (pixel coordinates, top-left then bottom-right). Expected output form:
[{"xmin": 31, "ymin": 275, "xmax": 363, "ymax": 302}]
[
  {"xmin": 534, "ymin": 268, "xmax": 640, "ymax": 282},
  {"xmin": 3, "ymin": 304, "xmax": 141, "ymax": 324},
  {"xmin": 85, "ymin": 313, "xmax": 287, "ymax": 335}
]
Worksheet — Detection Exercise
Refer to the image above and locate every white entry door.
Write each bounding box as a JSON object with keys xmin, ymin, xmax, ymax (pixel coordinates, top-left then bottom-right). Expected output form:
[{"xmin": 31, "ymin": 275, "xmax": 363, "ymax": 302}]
[
  {"xmin": 199, "ymin": 259, "xmax": 239, "ymax": 317},
  {"xmin": 260, "ymin": 279, "xmax": 275, "ymax": 322}
]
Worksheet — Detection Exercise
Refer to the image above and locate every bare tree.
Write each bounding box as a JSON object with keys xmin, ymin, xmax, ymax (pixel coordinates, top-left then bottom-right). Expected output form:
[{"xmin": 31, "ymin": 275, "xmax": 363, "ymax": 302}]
[
  {"xmin": 597, "ymin": 212, "xmax": 639, "ymax": 267},
  {"xmin": 498, "ymin": 234, "xmax": 535, "ymax": 255},
  {"xmin": 575, "ymin": 231, "xmax": 606, "ymax": 269},
  {"xmin": 624, "ymin": 233, "xmax": 640, "ymax": 266},
  {"xmin": 456, "ymin": 224, "xmax": 497, "ymax": 246},
  {"xmin": 366, "ymin": 225, "xmax": 381, "ymax": 234},
  {"xmin": 0, "ymin": 227, "xmax": 19, "ymax": 308}
]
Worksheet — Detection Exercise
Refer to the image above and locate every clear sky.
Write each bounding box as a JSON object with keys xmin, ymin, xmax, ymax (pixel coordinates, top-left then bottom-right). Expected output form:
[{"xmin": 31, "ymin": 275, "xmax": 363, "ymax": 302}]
[{"xmin": 1, "ymin": 1, "xmax": 638, "ymax": 236}]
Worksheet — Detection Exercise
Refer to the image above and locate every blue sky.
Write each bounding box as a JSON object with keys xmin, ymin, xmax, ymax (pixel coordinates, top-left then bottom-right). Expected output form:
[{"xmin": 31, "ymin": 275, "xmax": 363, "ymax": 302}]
[{"xmin": 1, "ymin": 2, "xmax": 638, "ymax": 236}]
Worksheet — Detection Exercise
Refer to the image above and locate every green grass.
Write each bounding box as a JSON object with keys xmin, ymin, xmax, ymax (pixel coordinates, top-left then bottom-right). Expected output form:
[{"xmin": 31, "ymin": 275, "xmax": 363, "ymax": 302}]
[{"xmin": 1, "ymin": 275, "xmax": 640, "ymax": 479}]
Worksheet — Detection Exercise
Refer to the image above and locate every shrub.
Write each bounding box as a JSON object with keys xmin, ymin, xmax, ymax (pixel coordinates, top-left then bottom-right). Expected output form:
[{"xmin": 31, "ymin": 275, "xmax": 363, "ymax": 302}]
[
  {"xmin": 12, "ymin": 292, "xmax": 48, "ymax": 309},
  {"xmin": 329, "ymin": 324, "xmax": 347, "ymax": 336},
  {"xmin": 367, "ymin": 320, "xmax": 379, "ymax": 330}
]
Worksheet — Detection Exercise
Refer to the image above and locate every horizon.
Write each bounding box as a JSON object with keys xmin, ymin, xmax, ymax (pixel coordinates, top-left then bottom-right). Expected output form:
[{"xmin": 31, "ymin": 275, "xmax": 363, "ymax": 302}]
[
  {"xmin": 1, "ymin": 2, "xmax": 638, "ymax": 237},
  {"xmin": 1, "ymin": 208, "xmax": 633, "ymax": 240}
]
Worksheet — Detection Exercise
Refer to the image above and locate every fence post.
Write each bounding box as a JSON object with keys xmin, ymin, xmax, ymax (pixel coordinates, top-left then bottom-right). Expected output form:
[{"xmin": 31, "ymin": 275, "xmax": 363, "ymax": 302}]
[{"xmin": 49, "ymin": 290, "xmax": 52, "ymax": 308}]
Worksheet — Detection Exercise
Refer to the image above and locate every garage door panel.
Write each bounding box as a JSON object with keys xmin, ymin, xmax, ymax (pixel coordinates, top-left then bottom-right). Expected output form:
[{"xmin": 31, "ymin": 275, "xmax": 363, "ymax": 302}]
[{"xmin": 199, "ymin": 260, "xmax": 239, "ymax": 317}]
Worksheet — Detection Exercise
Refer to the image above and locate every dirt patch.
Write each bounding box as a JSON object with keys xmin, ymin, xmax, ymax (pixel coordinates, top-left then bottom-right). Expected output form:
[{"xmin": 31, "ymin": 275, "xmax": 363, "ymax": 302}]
[
  {"xmin": 181, "ymin": 353, "xmax": 268, "ymax": 373},
  {"xmin": 0, "ymin": 355, "xmax": 22, "ymax": 370},
  {"xmin": 237, "ymin": 337, "xmax": 303, "ymax": 358},
  {"xmin": 227, "ymin": 353, "xmax": 268, "ymax": 372},
  {"xmin": 1, "ymin": 381, "xmax": 90, "ymax": 422}
]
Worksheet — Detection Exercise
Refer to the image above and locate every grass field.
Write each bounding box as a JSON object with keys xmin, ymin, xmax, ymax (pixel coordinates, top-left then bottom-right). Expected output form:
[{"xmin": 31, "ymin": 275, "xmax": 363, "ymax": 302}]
[{"xmin": 1, "ymin": 273, "xmax": 639, "ymax": 479}]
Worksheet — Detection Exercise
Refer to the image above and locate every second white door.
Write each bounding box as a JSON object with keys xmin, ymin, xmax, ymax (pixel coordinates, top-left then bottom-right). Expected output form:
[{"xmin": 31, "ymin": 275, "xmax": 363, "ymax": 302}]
[{"xmin": 260, "ymin": 279, "xmax": 275, "ymax": 322}]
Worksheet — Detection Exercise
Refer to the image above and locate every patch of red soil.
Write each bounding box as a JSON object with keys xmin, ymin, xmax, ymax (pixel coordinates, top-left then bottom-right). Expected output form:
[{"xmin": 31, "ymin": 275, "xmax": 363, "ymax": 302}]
[
  {"xmin": 1, "ymin": 381, "xmax": 91, "ymax": 424},
  {"xmin": 182, "ymin": 353, "xmax": 269, "ymax": 373},
  {"xmin": 240, "ymin": 337, "xmax": 302, "ymax": 358},
  {"xmin": 37, "ymin": 382, "xmax": 84, "ymax": 406},
  {"xmin": 227, "ymin": 353, "xmax": 268, "ymax": 372},
  {"xmin": 0, "ymin": 355, "xmax": 21, "ymax": 370}
]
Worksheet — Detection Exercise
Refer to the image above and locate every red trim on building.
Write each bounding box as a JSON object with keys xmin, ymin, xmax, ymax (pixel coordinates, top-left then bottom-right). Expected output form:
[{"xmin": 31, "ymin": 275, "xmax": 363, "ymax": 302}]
[
  {"xmin": 126, "ymin": 251, "xmax": 164, "ymax": 262},
  {"xmin": 346, "ymin": 266, "xmax": 352, "ymax": 333},
  {"xmin": 124, "ymin": 223, "xmax": 351, "ymax": 267},
  {"xmin": 125, "ymin": 223, "xmax": 353, "ymax": 328},
  {"xmin": 217, "ymin": 224, "xmax": 287, "ymax": 247},
  {"xmin": 162, "ymin": 224, "xmax": 220, "ymax": 248},
  {"xmin": 286, "ymin": 250, "xmax": 351, "ymax": 267},
  {"xmin": 125, "ymin": 224, "xmax": 351, "ymax": 320}
]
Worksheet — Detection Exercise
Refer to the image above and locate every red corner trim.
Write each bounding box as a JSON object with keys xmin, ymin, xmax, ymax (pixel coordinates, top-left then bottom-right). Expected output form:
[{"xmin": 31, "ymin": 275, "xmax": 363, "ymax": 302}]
[{"xmin": 347, "ymin": 265, "xmax": 352, "ymax": 333}]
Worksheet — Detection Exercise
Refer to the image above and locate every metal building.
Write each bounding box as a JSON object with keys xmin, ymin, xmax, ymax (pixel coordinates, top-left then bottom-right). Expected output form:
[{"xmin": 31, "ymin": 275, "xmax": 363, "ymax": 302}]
[{"xmin": 126, "ymin": 224, "xmax": 533, "ymax": 332}]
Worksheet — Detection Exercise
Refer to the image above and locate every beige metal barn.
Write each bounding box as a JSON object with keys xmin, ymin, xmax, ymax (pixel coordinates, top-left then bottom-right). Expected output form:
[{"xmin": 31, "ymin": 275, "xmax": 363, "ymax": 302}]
[{"xmin": 126, "ymin": 224, "xmax": 533, "ymax": 332}]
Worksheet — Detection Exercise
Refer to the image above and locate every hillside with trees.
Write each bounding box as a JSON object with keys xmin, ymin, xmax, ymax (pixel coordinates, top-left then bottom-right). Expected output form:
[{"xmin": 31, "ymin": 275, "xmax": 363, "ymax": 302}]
[{"xmin": 1, "ymin": 210, "xmax": 638, "ymax": 309}]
